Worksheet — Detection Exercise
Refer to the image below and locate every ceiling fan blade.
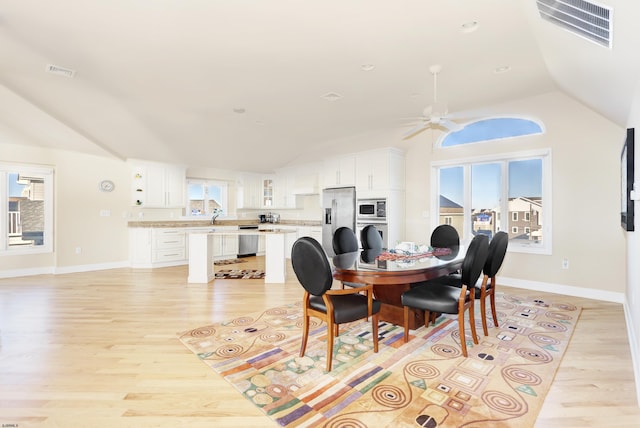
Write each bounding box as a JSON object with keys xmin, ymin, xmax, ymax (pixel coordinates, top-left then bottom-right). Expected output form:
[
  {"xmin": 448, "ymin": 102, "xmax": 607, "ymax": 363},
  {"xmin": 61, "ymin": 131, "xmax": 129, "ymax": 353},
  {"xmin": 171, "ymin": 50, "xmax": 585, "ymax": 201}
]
[
  {"xmin": 402, "ymin": 121, "xmax": 431, "ymax": 140},
  {"xmin": 439, "ymin": 118, "xmax": 462, "ymax": 131}
]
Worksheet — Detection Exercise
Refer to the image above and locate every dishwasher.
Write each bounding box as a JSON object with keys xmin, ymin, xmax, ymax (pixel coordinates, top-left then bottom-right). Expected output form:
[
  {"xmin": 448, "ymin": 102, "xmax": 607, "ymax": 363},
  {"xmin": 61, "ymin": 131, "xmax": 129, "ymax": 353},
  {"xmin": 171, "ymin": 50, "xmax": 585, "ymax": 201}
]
[{"xmin": 238, "ymin": 225, "xmax": 259, "ymax": 257}]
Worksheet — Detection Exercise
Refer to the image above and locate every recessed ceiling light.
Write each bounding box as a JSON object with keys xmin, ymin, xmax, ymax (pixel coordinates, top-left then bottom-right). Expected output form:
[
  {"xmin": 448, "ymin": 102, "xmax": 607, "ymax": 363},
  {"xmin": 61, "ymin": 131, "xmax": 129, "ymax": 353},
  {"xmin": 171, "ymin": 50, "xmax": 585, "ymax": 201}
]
[
  {"xmin": 233, "ymin": 108, "xmax": 246, "ymax": 114},
  {"xmin": 494, "ymin": 65, "xmax": 511, "ymax": 74},
  {"xmin": 321, "ymin": 92, "xmax": 343, "ymax": 102},
  {"xmin": 461, "ymin": 21, "xmax": 479, "ymax": 33},
  {"xmin": 360, "ymin": 64, "xmax": 375, "ymax": 71}
]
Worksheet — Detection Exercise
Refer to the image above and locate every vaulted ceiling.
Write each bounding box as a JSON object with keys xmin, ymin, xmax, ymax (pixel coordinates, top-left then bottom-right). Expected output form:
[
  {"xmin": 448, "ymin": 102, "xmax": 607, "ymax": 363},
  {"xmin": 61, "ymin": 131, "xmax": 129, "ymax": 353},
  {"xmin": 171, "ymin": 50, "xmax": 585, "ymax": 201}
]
[{"xmin": 1, "ymin": 0, "xmax": 639, "ymax": 173}]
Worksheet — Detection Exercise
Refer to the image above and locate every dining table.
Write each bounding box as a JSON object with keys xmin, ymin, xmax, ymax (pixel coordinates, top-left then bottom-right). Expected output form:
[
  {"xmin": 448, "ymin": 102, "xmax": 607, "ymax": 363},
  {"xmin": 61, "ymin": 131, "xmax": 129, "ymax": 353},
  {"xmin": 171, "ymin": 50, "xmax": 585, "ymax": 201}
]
[{"xmin": 332, "ymin": 245, "xmax": 465, "ymax": 330}]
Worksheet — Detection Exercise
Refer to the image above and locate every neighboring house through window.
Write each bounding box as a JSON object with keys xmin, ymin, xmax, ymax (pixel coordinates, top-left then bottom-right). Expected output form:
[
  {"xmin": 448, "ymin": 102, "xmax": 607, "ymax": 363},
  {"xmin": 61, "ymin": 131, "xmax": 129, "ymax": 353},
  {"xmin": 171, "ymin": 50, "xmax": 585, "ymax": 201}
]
[{"xmin": 0, "ymin": 164, "xmax": 53, "ymax": 254}]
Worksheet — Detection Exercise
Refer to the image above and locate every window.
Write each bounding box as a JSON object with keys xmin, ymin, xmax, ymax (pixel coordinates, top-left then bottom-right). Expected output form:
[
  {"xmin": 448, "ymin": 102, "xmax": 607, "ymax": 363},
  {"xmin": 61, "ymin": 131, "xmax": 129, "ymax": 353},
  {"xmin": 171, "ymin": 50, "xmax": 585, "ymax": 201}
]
[
  {"xmin": 433, "ymin": 149, "xmax": 551, "ymax": 254},
  {"xmin": 0, "ymin": 164, "xmax": 53, "ymax": 254},
  {"xmin": 440, "ymin": 117, "xmax": 543, "ymax": 147},
  {"xmin": 186, "ymin": 179, "xmax": 228, "ymax": 218},
  {"xmin": 443, "ymin": 216, "xmax": 452, "ymax": 225}
]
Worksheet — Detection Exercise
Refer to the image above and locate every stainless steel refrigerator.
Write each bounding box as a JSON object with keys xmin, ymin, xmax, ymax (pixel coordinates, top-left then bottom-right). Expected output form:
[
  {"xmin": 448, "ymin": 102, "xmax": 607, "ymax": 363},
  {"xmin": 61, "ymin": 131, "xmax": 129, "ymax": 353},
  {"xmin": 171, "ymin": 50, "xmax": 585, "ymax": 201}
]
[{"xmin": 322, "ymin": 186, "xmax": 356, "ymax": 257}]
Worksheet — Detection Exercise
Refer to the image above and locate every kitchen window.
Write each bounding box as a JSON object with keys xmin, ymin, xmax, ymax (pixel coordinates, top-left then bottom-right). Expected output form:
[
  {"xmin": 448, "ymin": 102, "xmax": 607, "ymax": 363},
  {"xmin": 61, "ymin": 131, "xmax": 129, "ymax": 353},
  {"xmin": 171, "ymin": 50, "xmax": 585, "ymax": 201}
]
[
  {"xmin": 433, "ymin": 149, "xmax": 551, "ymax": 254},
  {"xmin": 186, "ymin": 179, "xmax": 228, "ymax": 218},
  {"xmin": 0, "ymin": 164, "xmax": 54, "ymax": 254}
]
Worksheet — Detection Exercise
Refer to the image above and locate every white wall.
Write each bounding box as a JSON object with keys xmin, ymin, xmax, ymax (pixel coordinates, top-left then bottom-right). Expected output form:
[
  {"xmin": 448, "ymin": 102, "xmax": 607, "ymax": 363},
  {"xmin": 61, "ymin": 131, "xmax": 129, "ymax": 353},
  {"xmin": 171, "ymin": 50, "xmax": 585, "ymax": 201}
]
[
  {"xmin": 625, "ymin": 81, "xmax": 640, "ymax": 404},
  {"xmin": 403, "ymin": 91, "xmax": 626, "ymax": 296},
  {"xmin": 0, "ymin": 142, "xmax": 131, "ymax": 276}
]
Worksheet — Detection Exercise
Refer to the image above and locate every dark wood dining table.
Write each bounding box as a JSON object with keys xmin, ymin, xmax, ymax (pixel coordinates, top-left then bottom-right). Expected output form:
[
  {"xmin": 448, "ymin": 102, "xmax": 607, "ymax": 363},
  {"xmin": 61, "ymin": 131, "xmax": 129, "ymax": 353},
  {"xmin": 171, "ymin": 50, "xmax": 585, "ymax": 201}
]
[{"xmin": 332, "ymin": 246, "xmax": 465, "ymax": 330}]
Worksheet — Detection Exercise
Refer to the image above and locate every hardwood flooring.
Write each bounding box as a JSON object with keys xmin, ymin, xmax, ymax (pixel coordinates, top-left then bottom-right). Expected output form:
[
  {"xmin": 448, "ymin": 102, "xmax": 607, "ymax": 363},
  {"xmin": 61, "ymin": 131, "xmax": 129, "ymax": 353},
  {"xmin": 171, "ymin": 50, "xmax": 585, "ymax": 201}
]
[{"xmin": 0, "ymin": 257, "xmax": 638, "ymax": 427}]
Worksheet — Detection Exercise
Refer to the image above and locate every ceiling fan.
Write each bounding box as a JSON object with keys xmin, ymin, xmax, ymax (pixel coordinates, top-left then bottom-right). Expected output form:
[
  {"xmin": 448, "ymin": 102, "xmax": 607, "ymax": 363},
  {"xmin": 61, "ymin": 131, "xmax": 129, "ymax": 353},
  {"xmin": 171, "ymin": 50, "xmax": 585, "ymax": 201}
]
[{"xmin": 402, "ymin": 64, "xmax": 464, "ymax": 140}]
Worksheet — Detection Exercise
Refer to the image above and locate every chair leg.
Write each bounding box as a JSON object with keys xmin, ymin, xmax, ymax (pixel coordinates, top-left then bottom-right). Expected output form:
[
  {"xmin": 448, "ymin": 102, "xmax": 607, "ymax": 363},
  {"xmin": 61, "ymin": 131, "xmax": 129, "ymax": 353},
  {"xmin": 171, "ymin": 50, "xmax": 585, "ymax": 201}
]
[
  {"xmin": 403, "ymin": 305, "xmax": 410, "ymax": 343},
  {"xmin": 480, "ymin": 291, "xmax": 489, "ymax": 336},
  {"xmin": 299, "ymin": 314, "xmax": 310, "ymax": 357},
  {"xmin": 489, "ymin": 280, "xmax": 499, "ymax": 329},
  {"xmin": 372, "ymin": 314, "xmax": 379, "ymax": 353},
  {"xmin": 469, "ymin": 295, "xmax": 478, "ymax": 345},
  {"xmin": 326, "ymin": 319, "xmax": 335, "ymax": 372},
  {"xmin": 458, "ymin": 310, "xmax": 468, "ymax": 357}
]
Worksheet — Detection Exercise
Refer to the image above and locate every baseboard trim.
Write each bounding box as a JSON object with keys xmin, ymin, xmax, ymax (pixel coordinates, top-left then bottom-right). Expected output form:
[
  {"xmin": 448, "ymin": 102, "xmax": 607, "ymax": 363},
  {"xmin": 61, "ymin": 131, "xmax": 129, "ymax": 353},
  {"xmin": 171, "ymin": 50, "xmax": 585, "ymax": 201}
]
[
  {"xmin": 54, "ymin": 261, "xmax": 130, "ymax": 275},
  {"xmin": 0, "ymin": 266, "xmax": 54, "ymax": 278},
  {"xmin": 623, "ymin": 297, "xmax": 640, "ymax": 407},
  {"xmin": 500, "ymin": 276, "xmax": 625, "ymax": 304}
]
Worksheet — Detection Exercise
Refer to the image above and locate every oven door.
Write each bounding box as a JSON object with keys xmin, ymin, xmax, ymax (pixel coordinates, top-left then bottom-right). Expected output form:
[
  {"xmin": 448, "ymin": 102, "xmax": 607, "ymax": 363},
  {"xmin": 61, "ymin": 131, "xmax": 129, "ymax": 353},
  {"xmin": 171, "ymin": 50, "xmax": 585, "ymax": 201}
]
[{"xmin": 356, "ymin": 222, "xmax": 388, "ymax": 250}]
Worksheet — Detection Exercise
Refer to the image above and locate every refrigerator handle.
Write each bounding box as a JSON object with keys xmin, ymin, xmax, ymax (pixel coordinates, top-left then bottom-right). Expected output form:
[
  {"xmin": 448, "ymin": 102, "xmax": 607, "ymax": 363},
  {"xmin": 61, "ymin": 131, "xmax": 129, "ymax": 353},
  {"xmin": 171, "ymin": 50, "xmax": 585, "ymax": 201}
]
[{"xmin": 325, "ymin": 208, "xmax": 332, "ymax": 225}]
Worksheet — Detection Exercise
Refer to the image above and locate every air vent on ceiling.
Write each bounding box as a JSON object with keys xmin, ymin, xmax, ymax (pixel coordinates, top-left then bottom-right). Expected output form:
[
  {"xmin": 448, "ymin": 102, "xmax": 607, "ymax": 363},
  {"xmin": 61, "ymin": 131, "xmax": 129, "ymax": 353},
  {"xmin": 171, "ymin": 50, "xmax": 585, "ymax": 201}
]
[
  {"xmin": 45, "ymin": 64, "xmax": 76, "ymax": 78},
  {"xmin": 536, "ymin": 0, "xmax": 612, "ymax": 49}
]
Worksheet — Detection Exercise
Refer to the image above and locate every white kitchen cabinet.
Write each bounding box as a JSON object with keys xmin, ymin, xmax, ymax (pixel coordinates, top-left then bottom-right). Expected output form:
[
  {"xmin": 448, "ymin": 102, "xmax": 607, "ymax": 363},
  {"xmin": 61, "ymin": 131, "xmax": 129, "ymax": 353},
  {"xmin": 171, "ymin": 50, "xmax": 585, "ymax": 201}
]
[
  {"xmin": 273, "ymin": 171, "xmax": 297, "ymax": 208},
  {"xmin": 262, "ymin": 176, "xmax": 275, "ymax": 208},
  {"xmin": 355, "ymin": 148, "xmax": 405, "ymax": 197},
  {"xmin": 297, "ymin": 226, "xmax": 322, "ymax": 243},
  {"xmin": 189, "ymin": 226, "xmax": 239, "ymax": 260},
  {"xmin": 322, "ymin": 155, "xmax": 356, "ymax": 188},
  {"xmin": 237, "ymin": 173, "xmax": 262, "ymax": 209},
  {"xmin": 131, "ymin": 162, "xmax": 186, "ymax": 208},
  {"xmin": 130, "ymin": 227, "xmax": 187, "ymax": 268}
]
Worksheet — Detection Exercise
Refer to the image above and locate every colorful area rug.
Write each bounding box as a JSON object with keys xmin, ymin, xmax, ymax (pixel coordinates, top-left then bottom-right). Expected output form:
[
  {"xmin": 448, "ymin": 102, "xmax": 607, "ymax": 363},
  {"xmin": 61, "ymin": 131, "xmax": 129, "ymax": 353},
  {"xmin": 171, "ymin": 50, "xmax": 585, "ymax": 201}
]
[
  {"xmin": 178, "ymin": 292, "xmax": 580, "ymax": 427},
  {"xmin": 214, "ymin": 258, "xmax": 248, "ymax": 265},
  {"xmin": 214, "ymin": 269, "xmax": 265, "ymax": 279}
]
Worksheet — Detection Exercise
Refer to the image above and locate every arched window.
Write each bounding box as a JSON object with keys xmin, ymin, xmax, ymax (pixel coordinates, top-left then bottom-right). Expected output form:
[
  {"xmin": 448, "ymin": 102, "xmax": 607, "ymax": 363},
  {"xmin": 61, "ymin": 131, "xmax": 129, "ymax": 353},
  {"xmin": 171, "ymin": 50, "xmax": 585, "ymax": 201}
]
[{"xmin": 440, "ymin": 117, "xmax": 543, "ymax": 148}]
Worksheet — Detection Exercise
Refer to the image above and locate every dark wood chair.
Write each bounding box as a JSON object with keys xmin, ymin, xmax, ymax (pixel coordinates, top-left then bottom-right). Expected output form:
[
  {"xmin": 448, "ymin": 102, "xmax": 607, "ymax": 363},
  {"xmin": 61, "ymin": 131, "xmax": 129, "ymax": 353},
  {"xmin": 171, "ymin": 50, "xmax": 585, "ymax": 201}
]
[
  {"xmin": 360, "ymin": 225, "xmax": 383, "ymax": 250},
  {"xmin": 401, "ymin": 234, "xmax": 489, "ymax": 357},
  {"xmin": 332, "ymin": 227, "xmax": 363, "ymax": 289},
  {"xmin": 292, "ymin": 236, "xmax": 380, "ymax": 371},
  {"xmin": 430, "ymin": 224, "xmax": 459, "ymax": 249}
]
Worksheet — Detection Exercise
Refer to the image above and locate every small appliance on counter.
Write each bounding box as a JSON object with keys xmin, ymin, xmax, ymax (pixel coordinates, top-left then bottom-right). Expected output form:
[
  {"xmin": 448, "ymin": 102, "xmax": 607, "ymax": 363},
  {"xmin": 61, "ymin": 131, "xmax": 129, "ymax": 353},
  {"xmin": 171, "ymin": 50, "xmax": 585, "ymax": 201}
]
[{"xmin": 259, "ymin": 214, "xmax": 267, "ymax": 223}]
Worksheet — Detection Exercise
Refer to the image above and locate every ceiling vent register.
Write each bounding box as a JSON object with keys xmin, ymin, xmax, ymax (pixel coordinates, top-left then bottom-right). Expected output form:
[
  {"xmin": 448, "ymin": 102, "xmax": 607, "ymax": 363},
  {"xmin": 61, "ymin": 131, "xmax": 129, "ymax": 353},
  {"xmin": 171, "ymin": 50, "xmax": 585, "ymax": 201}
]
[{"xmin": 536, "ymin": 0, "xmax": 612, "ymax": 49}]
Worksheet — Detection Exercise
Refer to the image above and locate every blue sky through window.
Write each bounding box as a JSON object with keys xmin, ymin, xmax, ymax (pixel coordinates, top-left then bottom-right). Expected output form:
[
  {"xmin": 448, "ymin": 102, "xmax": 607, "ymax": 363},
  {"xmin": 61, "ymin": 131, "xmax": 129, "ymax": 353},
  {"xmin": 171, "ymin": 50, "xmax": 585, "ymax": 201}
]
[
  {"xmin": 439, "ymin": 118, "xmax": 543, "ymax": 208},
  {"xmin": 442, "ymin": 117, "xmax": 542, "ymax": 147}
]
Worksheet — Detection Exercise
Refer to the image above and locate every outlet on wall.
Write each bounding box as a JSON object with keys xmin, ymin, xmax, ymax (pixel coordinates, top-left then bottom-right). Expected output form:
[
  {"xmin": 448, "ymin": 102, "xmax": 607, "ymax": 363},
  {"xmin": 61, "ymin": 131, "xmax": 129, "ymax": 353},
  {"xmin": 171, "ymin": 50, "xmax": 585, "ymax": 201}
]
[
  {"xmin": 562, "ymin": 258, "xmax": 569, "ymax": 269},
  {"xmin": 75, "ymin": 247, "xmax": 82, "ymax": 254}
]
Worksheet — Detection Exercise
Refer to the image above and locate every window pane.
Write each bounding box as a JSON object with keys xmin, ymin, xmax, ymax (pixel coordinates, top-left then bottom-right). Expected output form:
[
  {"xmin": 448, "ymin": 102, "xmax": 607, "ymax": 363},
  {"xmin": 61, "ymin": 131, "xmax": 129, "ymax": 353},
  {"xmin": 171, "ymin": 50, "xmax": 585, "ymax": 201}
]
[
  {"xmin": 508, "ymin": 159, "xmax": 543, "ymax": 244},
  {"xmin": 188, "ymin": 183, "xmax": 205, "ymax": 215},
  {"xmin": 471, "ymin": 163, "xmax": 501, "ymax": 239},
  {"xmin": 8, "ymin": 172, "xmax": 45, "ymax": 247},
  {"xmin": 206, "ymin": 184, "xmax": 223, "ymax": 214},
  {"xmin": 439, "ymin": 166, "xmax": 464, "ymax": 238}
]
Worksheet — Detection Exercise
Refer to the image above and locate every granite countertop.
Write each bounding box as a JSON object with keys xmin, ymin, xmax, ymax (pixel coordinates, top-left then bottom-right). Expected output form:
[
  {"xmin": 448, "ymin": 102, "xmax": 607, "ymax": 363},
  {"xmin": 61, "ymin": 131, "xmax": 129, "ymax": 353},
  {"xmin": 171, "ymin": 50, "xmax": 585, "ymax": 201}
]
[{"xmin": 128, "ymin": 219, "xmax": 322, "ymax": 228}]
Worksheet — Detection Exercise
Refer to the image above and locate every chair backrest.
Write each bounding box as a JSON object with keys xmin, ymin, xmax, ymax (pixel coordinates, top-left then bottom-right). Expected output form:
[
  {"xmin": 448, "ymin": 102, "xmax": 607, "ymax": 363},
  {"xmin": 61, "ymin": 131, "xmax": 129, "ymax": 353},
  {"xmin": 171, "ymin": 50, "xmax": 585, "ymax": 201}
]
[
  {"xmin": 430, "ymin": 224, "xmax": 460, "ymax": 248},
  {"xmin": 484, "ymin": 231, "xmax": 508, "ymax": 277},
  {"xmin": 460, "ymin": 234, "xmax": 489, "ymax": 287},
  {"xmin": 332, "ymin": 227, "xmax": 359, "ymax": 255},
  {"xmin": 291, "ymin": 236, "xmax": 334, "ymax": 296},
  {"xmin": 361, "ymin": 225, "xmax": 383, "ymax": 250}
]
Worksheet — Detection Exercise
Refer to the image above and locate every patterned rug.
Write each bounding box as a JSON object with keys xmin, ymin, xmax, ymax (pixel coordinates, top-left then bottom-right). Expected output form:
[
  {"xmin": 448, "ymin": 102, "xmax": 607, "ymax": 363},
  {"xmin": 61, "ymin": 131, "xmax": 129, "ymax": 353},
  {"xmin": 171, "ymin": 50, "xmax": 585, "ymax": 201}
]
[
  {"xmin": 214, "ymin": 269, "xmax": 265, "ymax": 279},
  {"xmin": 214, "ymin": 258, "xmax": 248, "ymax": 265},
  {"xmin": 178, "ymin": 292, "xmax": 580, "ymax": 427}
]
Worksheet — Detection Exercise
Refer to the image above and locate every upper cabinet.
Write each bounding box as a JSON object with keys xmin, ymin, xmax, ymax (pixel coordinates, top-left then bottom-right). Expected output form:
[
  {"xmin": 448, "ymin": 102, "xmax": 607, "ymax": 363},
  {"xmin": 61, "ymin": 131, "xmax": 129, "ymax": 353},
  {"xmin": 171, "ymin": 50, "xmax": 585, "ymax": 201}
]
[
  {"xmin": 237, "ymin": 173, "xmax": 262, "ymax": 209},
  {"xmin": 355, "ymin": 148, "xmax": 405, "ymax": 197},
  {"xmin": 131, "ymin": 161, "xmax": 186, "ymax": 208},
  {"xmin": 322, "ymin": 154, "xmax": 356, "ymax": 188}
]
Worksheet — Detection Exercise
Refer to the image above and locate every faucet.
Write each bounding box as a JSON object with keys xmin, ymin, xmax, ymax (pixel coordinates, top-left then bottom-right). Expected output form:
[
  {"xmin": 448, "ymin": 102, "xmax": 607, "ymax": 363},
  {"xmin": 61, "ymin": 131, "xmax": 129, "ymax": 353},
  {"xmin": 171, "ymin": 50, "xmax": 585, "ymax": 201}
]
[{"xmin": 211, "ymin": 208, "xmax": 222, "ymax": 224}]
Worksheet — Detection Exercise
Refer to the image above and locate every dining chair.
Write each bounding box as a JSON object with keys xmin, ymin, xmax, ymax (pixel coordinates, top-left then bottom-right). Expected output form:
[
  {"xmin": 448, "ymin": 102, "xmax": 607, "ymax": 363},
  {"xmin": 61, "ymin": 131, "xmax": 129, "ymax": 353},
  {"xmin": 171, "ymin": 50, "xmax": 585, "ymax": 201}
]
[
  {"xmin": 291, "ymin": 236, "xmax": 380, "ymax": 371},
  {"xmin": 400, "ymin": 234, "xmax": 489, "ymax": 357},
  {"xmin": 332, "ymin": 227, "xmax": 364, "ymax": 288},
  {"xmin": 360, "ymin": 225, "xmax": 383, "ymax": 250},
  {"xmin": 430, "ymin": 231, "xmax": 508, "ymax": 336},
  {"xmin": 430, "ymin": 224, "xmax": 459, "ymax": 249}
]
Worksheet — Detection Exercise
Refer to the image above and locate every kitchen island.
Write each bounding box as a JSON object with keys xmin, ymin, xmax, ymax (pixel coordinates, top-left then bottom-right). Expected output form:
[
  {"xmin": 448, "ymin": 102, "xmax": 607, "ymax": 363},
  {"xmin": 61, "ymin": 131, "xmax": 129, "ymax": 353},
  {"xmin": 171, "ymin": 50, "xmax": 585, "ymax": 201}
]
[{"xmin": 188, "ymin": 228, "xmax": 297, "ymax": 284}]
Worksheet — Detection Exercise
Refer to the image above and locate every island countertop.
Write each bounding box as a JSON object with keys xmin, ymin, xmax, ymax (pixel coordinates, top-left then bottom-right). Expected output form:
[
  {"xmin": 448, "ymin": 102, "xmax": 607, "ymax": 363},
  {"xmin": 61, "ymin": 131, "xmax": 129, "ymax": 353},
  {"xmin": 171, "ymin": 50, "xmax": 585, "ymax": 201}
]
[
  {"xmin": 195, "ymin": 228, "xmax": 297, "ymax": 235},
  {"xmin": 127, "ymin": 220, "xmax": 321, "ymax": 228}
]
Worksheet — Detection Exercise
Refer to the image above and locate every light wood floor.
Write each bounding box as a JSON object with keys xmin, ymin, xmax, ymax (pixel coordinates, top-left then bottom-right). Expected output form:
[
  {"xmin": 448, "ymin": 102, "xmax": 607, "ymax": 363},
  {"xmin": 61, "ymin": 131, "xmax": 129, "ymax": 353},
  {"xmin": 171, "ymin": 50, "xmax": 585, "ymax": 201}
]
[{"xmin": 1, "ymin": 257, "xmax": 638, "ymax": 427}]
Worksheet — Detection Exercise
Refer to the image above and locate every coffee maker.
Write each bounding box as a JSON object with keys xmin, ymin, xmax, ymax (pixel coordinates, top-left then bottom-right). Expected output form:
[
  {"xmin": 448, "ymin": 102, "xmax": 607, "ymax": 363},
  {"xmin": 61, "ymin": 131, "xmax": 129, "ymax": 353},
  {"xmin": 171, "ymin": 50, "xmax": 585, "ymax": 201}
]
[{"xmin": 259, "ymin": 214, "xmax": 267, "ymax": 223}]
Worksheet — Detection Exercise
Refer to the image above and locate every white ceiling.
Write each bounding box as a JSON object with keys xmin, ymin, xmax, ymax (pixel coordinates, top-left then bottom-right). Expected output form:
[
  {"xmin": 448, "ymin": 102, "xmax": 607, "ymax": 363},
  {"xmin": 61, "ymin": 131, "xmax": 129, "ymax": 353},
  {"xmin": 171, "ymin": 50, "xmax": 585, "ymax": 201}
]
[{"xmin": 1, "ymin": 0, "xmax": 639, "ymax": 173}]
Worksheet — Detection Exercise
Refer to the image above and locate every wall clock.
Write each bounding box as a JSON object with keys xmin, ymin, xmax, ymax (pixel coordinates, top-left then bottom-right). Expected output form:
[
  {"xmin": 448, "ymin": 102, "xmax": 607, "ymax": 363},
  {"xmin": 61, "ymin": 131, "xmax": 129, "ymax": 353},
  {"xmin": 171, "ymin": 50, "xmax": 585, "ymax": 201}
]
[{"xmin": 99, "ymin": 179, "xmax": 115, "ymax": 192}]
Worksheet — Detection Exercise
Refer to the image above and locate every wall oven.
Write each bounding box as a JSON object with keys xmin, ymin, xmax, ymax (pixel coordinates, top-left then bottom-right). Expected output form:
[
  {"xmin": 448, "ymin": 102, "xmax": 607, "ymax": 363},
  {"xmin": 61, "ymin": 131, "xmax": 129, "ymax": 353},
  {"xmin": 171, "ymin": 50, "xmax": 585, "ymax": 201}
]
[{"xmin": 356, "ymin": 198, "xmax": 387, "ymax": 222}]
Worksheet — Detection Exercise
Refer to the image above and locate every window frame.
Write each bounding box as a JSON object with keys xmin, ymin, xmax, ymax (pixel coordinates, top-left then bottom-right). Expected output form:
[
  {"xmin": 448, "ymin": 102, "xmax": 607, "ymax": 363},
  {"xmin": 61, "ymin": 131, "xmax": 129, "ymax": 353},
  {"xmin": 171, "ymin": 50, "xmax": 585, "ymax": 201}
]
[
  {"xmin": 0, "ymin": 163, "xmax": 54, "ymax": 255},
  {"xmin": 431, "ymin": 148, "xmax": 552, "ymax": 255}
]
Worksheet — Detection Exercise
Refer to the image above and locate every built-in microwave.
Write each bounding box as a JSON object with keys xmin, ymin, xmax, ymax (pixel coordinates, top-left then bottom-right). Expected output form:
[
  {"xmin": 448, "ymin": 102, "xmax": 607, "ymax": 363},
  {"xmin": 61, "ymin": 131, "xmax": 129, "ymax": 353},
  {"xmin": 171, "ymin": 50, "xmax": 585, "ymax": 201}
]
[{"xmin": 357, "ymin": 198, "xmax": 386, "ymax": 221}]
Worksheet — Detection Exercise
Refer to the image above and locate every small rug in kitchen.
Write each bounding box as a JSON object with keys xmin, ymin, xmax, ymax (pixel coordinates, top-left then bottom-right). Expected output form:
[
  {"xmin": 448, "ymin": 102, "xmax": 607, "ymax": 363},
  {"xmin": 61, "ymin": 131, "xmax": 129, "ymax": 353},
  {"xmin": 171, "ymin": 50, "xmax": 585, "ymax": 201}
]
[
  {"xmin": 177, "ymin": 292, "xmax": 581, "ymax": 427},
  {"xmin": 214, "ymin": 258, "xmax": 248, "ymax": 265},
  {"xmin": 214, "ymin": 269, "xmax": 264, "ymax": 279}
]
